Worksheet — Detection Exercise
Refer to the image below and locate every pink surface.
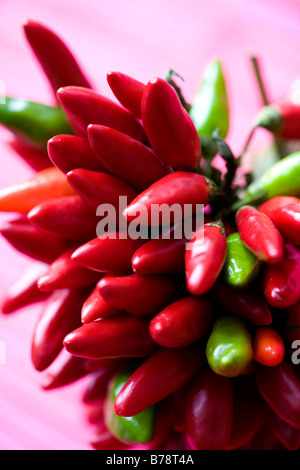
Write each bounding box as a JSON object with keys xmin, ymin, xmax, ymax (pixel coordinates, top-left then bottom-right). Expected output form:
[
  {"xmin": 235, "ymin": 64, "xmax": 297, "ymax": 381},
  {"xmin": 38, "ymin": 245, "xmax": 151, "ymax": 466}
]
[{"xmin": 0, "ymin": 0, "xmax": 299, "ymax": 450}]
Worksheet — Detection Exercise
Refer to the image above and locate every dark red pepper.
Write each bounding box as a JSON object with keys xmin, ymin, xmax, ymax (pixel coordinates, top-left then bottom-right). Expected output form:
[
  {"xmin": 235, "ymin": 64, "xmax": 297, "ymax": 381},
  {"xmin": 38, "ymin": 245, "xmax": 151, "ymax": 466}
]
[
  {"xmin": 9, "ymin": 136, "xmax": 52, "ymax": 171},
  {"xmin": 81, "ymin": 286, "xmax": 123, "ymax": 324},
  {"xmin": 41, "ymin": 349, "xmax": 88, "ymax": 390},
  {"xmin": 107, "ymin": 71, "xmax": 145, "ymax": 118},
  {"xmin": 271, "ymin": 412, "xmax": 300, "ymax": 450}
]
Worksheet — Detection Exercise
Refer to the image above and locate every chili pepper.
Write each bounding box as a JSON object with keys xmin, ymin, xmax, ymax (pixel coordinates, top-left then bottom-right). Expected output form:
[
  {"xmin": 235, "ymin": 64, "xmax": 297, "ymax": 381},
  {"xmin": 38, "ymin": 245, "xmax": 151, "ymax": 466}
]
[
  {"xmin": 184, "ymin": 368, "xmax": 233, "ymax": 450},
  {"xmin": 37, "ymin": 244, "xmax": 101, "ymax": 292},
  {"xmin": 167, "ymin": 383, "xmax": 190, "ymax": 433},
  {"xmin": 271, "ymin": 412, "xmax": 300, "ymax": 450},
  {"xmin": 41, "ymin": 350, "xmax": 88, "ymax": 390},
  {"xmin": 104, "ymin": 366, "xmax": 156, "ymax": 445},
  {"xmin": 206, "ymin": 314, "xmax": 253, "ymax": 377},
  {"xmin": 256, "ymin": 361, "xmax": 300, "ymax": 429},
  {"xmin": 210, "ymin": 281, "xmax": 272, "ymax": 325},
  {"xmin": 141, "ymin": 77, "xmax": 201, "ymax": 170},
  {"xmin": 222, "ymin": 232, "xmax": 261, "ymax": 288},
  {"xmin": 263, "ymin": 244, "xmax": 300, "ymax": 308},
  {"xmin": 81, "ymin": 286, "xmax": 123, "ymax": 324},
  {"xmin": 66, "ymin": 168, "xmax": 138, "ymax": 213},
  {"xmin": 98, "ymin": 273, "xmax": 177, "ymax": 317},
  {"xmin": 23, "ymin": 20, "xmax": 92, "ymax": 97},
  {"xmin": 189, "ymin": 60, "xmax": 229, "ymax": 143},
  {"xmin": 63, "ymin": 313, "xmax": 158, "ymax": 359},
  {"xmin": 253, "ymin": 327, "xmax": 285, "ymax": 367},
  {"xmin": 57, "ymin": 86, "xmax": 147, "ymax": 142},
  {"xmin": 90, "ymin": 422, "xmax": 129, "ymax": 451},
  {"xmin": 236, "ymin": 205, "xmax": 284, "ymax": 264},
  {"xmin": 0, "ymin": 96, "xmax": 72, "ymax": 147},
  {"xmin": 123, "ymin": 171, "xmax": 215, "ymax": 226},
  {"xmin": 31, "ymin": 288, "xmax": 87, "ymax": 371},
  {"xmin": 28, "ymin": 195, "xmax": 99, "ymax": 241},
  {"xmin": 48, "ymin": 134, "xmax": 108, "ymax": 174},
  {"xmin": 0, "ymin": 217, "xmax": 70, "ymax": 263},
  {"xmin": 1, "ymin": 261, "xmax": 49, "ymax": 314},
  {"xmin": 185, "ymin": 221, "xmax": 227, "ymax": 296},
  {"xmin": 241, "ymin": 415, "xmax": 281, "ymax": 450},
  {"xmin": 149, "ymin": 296, "xmax": 214, "ymax": 348},
  {"xmin": 0, "ymin": 167, "xmax": 75, "ymax": 214},
  {"xmin": 82, "ymin": 360, "xmax": 123, "ymax": 403},
  {"xmin": 106, "ymin": 71, "xmax": 145, "ymax": 118},
  {"xmin": 259, "ymin": 196, "xmax": 300, "ymax": 245},
  {"xmin": 252, "ymin": 103, "xmax": 300, "ymax": 140},
  {"xmin": 141, "ymin": 404, "xmax": 174, "ymax": 451},
  {"xmin": 71, "ymin": 232, "xmax": 145, "ymax": 274},
  {"xmin": 114, "ymin": 343, "xmax": 205, "ymax": 417},
  {"xmin": 9, "ymin": 136, "xmax": 52, "ymax": 171},
  {"xmin": 87, "ymin": 124, "xmax": 169, "ymax": 191}
]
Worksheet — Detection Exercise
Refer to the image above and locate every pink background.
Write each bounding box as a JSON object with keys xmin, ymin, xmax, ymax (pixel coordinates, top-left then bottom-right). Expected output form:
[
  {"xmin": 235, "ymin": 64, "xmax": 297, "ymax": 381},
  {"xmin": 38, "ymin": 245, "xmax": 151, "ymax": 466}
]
[{"xmin": 0, "ymin": 0, "xmax": 300, "ymax": 450}]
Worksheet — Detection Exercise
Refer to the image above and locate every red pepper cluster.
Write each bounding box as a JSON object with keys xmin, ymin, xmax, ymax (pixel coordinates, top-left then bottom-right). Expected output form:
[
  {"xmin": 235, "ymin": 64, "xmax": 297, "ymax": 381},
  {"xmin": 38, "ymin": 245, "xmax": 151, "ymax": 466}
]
[{"xmin": 1, "ymin": 20, "xmax": 300, "ymax": 451}]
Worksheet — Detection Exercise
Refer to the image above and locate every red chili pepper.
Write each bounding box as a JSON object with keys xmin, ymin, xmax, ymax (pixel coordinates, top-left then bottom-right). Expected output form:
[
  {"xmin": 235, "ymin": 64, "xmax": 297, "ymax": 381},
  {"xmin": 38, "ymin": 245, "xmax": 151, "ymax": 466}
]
[
  {"xmin": 66, "ymin": 168, "xmax": 138, "ymax": 213},
  {"xmin": 167, "ymin": 383, "xmax": 190, "ymax": 432},
  {"xmin": 87, "ymin": 124, "xmax": 169, "ymax": 191},
  {"xmin": 1, "ymin": 261, "xmax": 49, "ymax": 314},
  {"xmin": 57, "ymin": 86, "xmax": 147, "ymax": 142},
  {"xmin": 23, "ymin": 20, "xmax": 92, "ymax": 97},
  {"xmin": 185, "ymin": 222, "xmax": 227, "ymax": 296},
  {"xmin": 114, "ymin": 344, "xmax": 205, "ymax": 417},
  {"xmin": 0, "ymin": 217, "xmax": 71, "ymax": 263},
  {"xmin": 48, "ymin": 134, "xmax": 107, "ymax": 174},
  {"xmin": 149, "ymin": 296, "xmax": 214, "ymax": 348},
  {"xmin": 107, "ymin": 71, "xmax": 145, "ymax": 118},
  {"xmin": 256, "ymin": 103, "xmax": 300, "ymax": 140},
  {"xmin": 28, "ymin": 195, "xmax": 99, "ymax": 241},
  {"xmin": 256, "ymin": 361, "xmax": 300, "ymax": 429},
  {"xmin": 9, "ymin": 136, "xmax": 52, "ymax": 171},
  {"xmin": 63, "ymin": 313, "xmax": 158, "ymax": 359},
  {"xmin": 71, "ymin": 232, "xmax": 145, "ymax": 274},
  {"xmin": 41, "ymin": 350, "xmax": 88, "ymax": 390},
  {"xmin": 263, "ymin": 244, "xmax": 300, "ymax": 308},
  {"xmin": 31, "ymin": 288, "xmax": 87, "ymax": 371},
  {"xmin": 81, "ymin": 286, "xmax": 123, "ymax": 324},
  {"xmin": 271, "ymin": 412, "xmax": 300, "ymax": 450},
  {"xmin": 259, "ymin": 196, "xmax": 300, "ymax": 245},
  {"xmin": 210, "ymin": 281, "xmax": 272, "ymax": 326},
  {"xmin": 82, "ymin": 360, "xmax": 123, "ymax": 403},
  {"xmin": 141, "ymin": 77, "xmax": 201, "ymax": 170},
  {"xmin": 37, "ymin": 244, "xmax": 101, "ymax": 292},
  {"xmin": 253, "ymin": 327, "xmax": 285, "ymax": 367},
  {"xmin": 241, "ymin": 415, "xmax": 280, "ymax": 450},
  {"xmin": 98, "ymin": 273, "xmax": 177, "ymax": 317},
  {"xmin": 184, "ymin": 368, "xmax": 233, "ymax": 450},
  {"xmin": 236, "ymin": 205, "xmax": 284, "ymax": 264},
  {"xmin": 123, "ymin": 171, "xmax": 212, "ymax": 225}
]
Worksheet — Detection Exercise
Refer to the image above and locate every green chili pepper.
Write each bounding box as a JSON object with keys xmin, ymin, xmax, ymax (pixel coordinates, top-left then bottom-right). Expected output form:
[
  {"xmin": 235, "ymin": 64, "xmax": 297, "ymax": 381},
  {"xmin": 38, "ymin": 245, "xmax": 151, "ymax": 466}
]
[
  {"xmin": 206, "ymin": 314, "xmax": 253, "ymax": 378},
  {"xmin": 189, "ymin": 60, "xmax": 229, "ymax": 158},
  {"xmin": 222, "ymin": 232, "xmax": 260, "ymax": 288},
  {"xmin": 0, "ymin": 96, "xmax": 72, "ymax": 147},
  {"xmin": 104, "ymin": 366, "xmax": 156, "ymax": 445}
]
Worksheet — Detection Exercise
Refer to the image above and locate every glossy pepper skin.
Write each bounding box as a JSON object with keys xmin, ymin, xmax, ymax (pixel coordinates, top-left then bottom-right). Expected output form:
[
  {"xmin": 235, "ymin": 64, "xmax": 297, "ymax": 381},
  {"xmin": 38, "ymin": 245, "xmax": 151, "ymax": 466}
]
[
  {"xmin": 184, "ymin": 368, "xmax": 233, "ymax": 450},
  {"xmin": 141, "ymin": 77, "xmax": 201, "ymax": 170},
  {"xmin": 236, "ymin": 205, "xmax": 284, "ymax": 264},
  {"xmin": 114, "ymin": 343, "xmax": 205, "ymax": 417},
  {"xmin": 107, "ymin": 71, "xmax": 145, "ymax": 118},
  {"xmin": 185, "ymin": 222, "xmax": 227, "ymax": 295},
  {"xmin": 252, "ymin": 327, "xmax": 285, "ymax": 367},
  {"xmin": 206, "ymin": 315, "xmax": 253, "ymax": 378},
  {"xmin": 259, "ymin": 196, "xmax": 300, "ymax": 245}
]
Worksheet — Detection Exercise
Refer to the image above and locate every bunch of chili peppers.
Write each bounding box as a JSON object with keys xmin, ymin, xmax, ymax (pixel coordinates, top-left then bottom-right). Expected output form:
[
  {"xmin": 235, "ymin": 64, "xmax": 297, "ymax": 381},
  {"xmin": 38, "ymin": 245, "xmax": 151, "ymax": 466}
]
[{"xmin": 1, "ymin": 20, "xmax": 300, "ymax": 451}]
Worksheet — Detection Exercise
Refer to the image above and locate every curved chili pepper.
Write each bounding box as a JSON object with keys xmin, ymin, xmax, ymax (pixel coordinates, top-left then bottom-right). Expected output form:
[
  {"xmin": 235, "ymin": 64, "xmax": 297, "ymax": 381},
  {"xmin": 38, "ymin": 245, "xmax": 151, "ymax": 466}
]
[
  {"xmin": 87, "ymin": 124, "xmax": 169, "ymax": 191},
  {"xmin": 0, "ymin": 167, "xmax": 75, "ymax": 214},
  {"xmin": 48, "ymin": 134, "xmax": 107, "ymax": 174},
  {"xmin": 263, "ymin": 244, "xmax": 300, "ymax": 308},
  {"xmin": 98, "ymin": 273, "xmax": 177, "ymax": 317},
  {"xmin": 256, "ymin": 361, "xmax": 300, "ymax": 429},
  {"xmin": 222, "ymin": 232, "xmax": 261, "ymax": 288},
  {"xmin": 0, "ymin": 217, "xmax": 70, "ymax": 263},
  {"xmin": 82, "ymin": 360, "xmax": 123, "ymax": 403},
  {"xmin": 107, "ymin": 71, "xmax": 145, "ymax": 118},
  {"xmin": 81, "ymin": 286, "xmax": 123, "ymax": 324},
  {"xmin": 114, "ymin": 343, "xmax": 205, "ymax": 417},
  {"xmin": 206, "ymin": 314, "xmax": 253, "ymax": 377},
  {"xmin": 184, "ymin": 368, "xmax": 233, "ymax": 450},
  {"xmin": 57, "ymin": 86, "xmax": 147, "ymax": 142},
  {"xmin": 9, "ymin": 136, "xmax": 52, "ymax": 171},
  {"xmin": 41, "ymin": 349, "xmax": 88, "ymax": 390},
  {"xmin": 71, "ymin": 232, "xmax": 144, "ymax": 274},
  {"xmin": 271, "ymin": 412, "xmax": 300, "ymax": 450},
  {"xmin": 0, "ymin": 96, "xmax": 71, "ymax": 147},
  {"xmin": 141, "ymin": 77, "xmax": 201, "ymax": 170},
  {"xmin": 31, "ymin": 288, "xmax": 87, "ymax": 371},
  {"xmin": 23, "ymin": 20, "xmax": 92, "ymax": 97},
  {"xmin": 253, "ymin": 327, "xmax": 285, "ymax": 367},
  {"xmin": 149, "ymin": 296, "xmax": 214, "ymax": 348},
  {"xmin": 1, "ymin": 261, "xmax": 49, "ymax": 314},
  {"xmin": 236, "ymin": 205, "xmax": 284, "ymax": 264},
  {"xmin": 63, "ymin": 313, "xmax": 158, "ymax": 359},
  {"xmin": 185, "ymin": 221, "xmax": 227, "ymax": 295},
  {"xmin": 253, "ymin": 103, "xmax": 300, "ymax": 140},
  {"xmin": 259, "ymin": 196, "xmax": 300, "ymax": 245}
]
